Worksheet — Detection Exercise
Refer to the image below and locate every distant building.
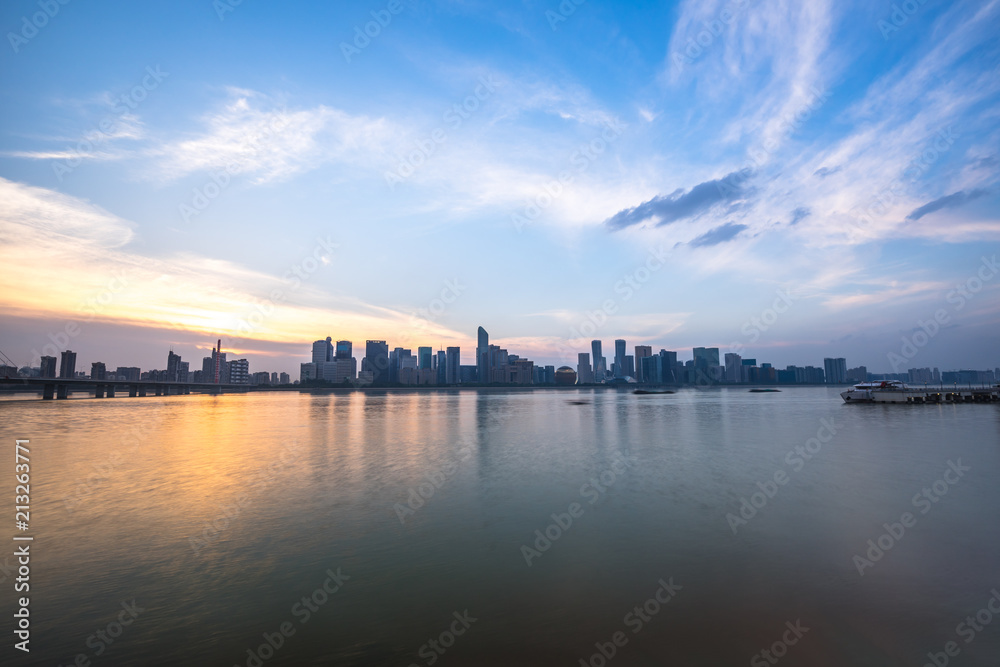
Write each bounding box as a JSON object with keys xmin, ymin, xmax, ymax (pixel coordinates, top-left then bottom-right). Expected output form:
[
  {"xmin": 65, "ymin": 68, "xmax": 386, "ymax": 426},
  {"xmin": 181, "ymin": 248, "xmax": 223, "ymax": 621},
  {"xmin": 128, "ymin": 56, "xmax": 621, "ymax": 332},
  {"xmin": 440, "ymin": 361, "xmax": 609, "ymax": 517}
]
[
  {"xmin": 459, "ymin": 365, "xmax": 477, "ymax": 384},
  {"xmin": 555, "ymin": 366, "xmax": 577, "ymax": 386},
  {"xmin": 634, "ymin": 346, "xmax": 652, "ymax": 383},
  {"xmin": 91, "ymin": 362, "xmax": 107, "ymax": 381},
  {"xmin": 418, "ymin": 346, "xmax": 433, "ymax": 370},
  {"xmin": 363, "ymin": 340, "xmax": 389, "ymax": 385},
  {"xmin": 724, "ymin": 353, "xmax": 742, "ymax": 383},
  {"xmin": 251, "ymin": 371, "xmax": 271, "ymax": 385},
  {"xmin": 614, "ymin": 339, "xmax": 627, "ymax": 378},
  {"xmin": 300, "ymin": 363, "xmax": 318, "ymax": 382},
  {"xmin": 335, "ymin": 340, "xmax": 352, "ymax": 359},
  {"xmin": 279, "ymin": 372, "xmax": 290, "ymax": 385},
  {"xmin": 436, "ymin": 350, "xmax": 447, "ymax": 385},
  {"xmin": 313, "ymin": 338, "xmax": 333, "ymax": 364},
  {"xmin": 845, "ymin": 366, "xmax": 868, "ymax": 383},
  {"xmin": 116, "ymin": 366, "xmax": 141, "ymax": 382},
  {"xmin": 577, "ymin": 353, "xmax": 594, "ymax": 384},
  {"xmin": 823, "ymin": 358, "xmax": 847, "ymax": 384},
  {"xmin": 591, "ymin": 340, "xmax": 605, "ymax": 382},
  {"xmin": 40, "ymin": 356, "xmax": 57, "ymax": 378},
  {"xmin": 59, "ymin": 350, "xmax": 76, "ymax": 379},
  {"xmin": 229, "ymin": 359, "xmax": 250, "ymax": 384},
  {"xmin": 167, "ymin": 351, "xmax": 183, "ymax": 382},
  {"xmin": 477, "ymin": 327, "xmax": 490, "ymax": 385},
  {"xmin": 446, "ymin": 347, "xmax": 461, "ymax": 385}
]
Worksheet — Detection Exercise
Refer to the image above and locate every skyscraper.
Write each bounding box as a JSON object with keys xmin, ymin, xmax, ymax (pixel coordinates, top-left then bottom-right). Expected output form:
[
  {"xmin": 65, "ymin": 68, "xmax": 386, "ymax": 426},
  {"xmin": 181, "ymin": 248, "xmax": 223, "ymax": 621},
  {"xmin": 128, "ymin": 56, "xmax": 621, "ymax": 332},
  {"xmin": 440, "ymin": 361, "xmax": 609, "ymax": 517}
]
[
  {"xmin": 634, "ymin": 346, "xmax": 652, "ymax": 383},
  {"xmin": 313, "ymin": 338, "xmax": 333, "ymax": 364},
  {"xmin": 725, "ymin": 353, "xmax": 743, "ymax": 383},
  {"xmin": 335, "ymin": 340, "xmax": 352, "ymax": 359},
  {"xmin": 577, "ymin": 353, "xmax": 594, "ymax": 384},
  {"xmin": 229, "ymin": 359, "xmax": 250, "ymax": 384},
  {"xmin": 364, "ymin": 340, "xmax": 389, "ymax": 385},
  {"xmin": 418, "ymin": 346, "xmax": 433, "ymax": 370},
  {"xmin": 824, "ymin": 358, "xmax": 847, "ymax": 384},
  {"xmin": 59, "ymin": 350, "xmax": 76, "ymax": 379},
  {"xmin": 446, "ymin": 347, "xmax": 460, "ymax": 385},
  {"xmin": 614, "ymin": 339, "xmax": 626, "ymax": 378},
  {"xmin": 167, "ymin": 350, "xmax": 182, "ymax": 382},
  {"xmin": 477, "ymin": 326, "xmax": 489, "ymax": 384},
  {"xmin": 40, "ymin": 356, "xmax": 57, "ymax": 378},
  {"xmin": 91, "ymin": 362, "xmax": 106, "ymax": 381},
  {"xmin": 591, "ymin": 340, "xmax": 605, "ymax": 382},
  {"xmin": 693, "ymin": 347, "xmax": 720, "ymax": 371}
]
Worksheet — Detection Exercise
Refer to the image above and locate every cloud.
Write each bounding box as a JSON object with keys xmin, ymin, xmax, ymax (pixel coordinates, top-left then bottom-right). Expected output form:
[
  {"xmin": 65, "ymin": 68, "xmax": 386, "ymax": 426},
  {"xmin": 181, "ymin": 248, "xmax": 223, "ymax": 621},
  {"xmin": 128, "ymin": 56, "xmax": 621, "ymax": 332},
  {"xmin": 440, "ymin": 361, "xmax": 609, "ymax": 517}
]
[
  {"xmin": 905, "ymin": 188, "xmax": 989, "ymax": 221},
  {"xmin": 688, "ymin": 222, "xmax": 748, "ymax": 247},
  {"xmin": 813, "ymin": 166, "xmax": 841, "ymax": 178},
  {"xmin": 789, "ymin": 207, "xmax": 811, "ymax": 225},
  {"xmin": 604, "ymin": 170, "xmax": 749, "ymax": 230}
]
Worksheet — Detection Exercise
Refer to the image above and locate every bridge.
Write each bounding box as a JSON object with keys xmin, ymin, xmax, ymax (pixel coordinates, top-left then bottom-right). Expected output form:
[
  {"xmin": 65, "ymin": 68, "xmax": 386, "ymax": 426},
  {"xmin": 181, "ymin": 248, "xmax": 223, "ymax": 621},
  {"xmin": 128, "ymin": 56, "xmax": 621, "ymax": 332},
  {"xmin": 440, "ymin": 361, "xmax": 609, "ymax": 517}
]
[{"xmin": 0, "ymin": 376, "xmax": 264, "ymax": 400}]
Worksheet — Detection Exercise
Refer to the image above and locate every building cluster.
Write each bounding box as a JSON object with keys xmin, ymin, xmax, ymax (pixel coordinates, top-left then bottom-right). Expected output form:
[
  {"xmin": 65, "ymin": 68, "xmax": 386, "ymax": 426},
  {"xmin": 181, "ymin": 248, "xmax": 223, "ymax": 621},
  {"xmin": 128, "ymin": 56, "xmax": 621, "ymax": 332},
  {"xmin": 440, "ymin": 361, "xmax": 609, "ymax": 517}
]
[
  {"xmin": 299, "ymin": 329, "xmax": 1000, "ymax": 388},
  {"xmin": 16, "ymin": 344, "xmax": 290, "ymax": 386}
]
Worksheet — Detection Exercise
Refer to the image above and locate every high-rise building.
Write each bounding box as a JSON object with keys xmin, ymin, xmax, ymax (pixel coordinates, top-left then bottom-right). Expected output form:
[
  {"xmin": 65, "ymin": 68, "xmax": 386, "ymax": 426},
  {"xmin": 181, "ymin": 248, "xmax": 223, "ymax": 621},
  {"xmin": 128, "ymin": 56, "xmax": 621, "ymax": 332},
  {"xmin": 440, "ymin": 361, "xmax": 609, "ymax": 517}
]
[
  {"xmin": 40, "ymin": 356, "xmax": 57, "ymax": 378},
  {"xmin": 725, "ymin": 353, "xmax": 743, "ymax": 383},
  {"xmin": 446, "ymin": 347, "xmax": 460, "ymax": 385},
  {"xmin": 634, "ymin": 346, "xmax": 652, "ymax": 383},
  {"xmin": 313, "ymin": 338, "xmax": 333, "ymax": 364},
  {"xmin": 91, "ymin": 362, "xmax": 107, "ymax": 381},
  {"xmin": 591, "ymin": 340, "xmax": 605, "ymax": 382},
  {"xmin": 418, "ymin": 347, "xmax": 433, "ymax": 370},
  {"xmin": 279, "ymin": 372, "xmax": 290, "ymax": 385},
  {"xmin": 229, "ymin": 359, "xmax": 250, "ymax": 384},
  {"xmin": 335, "ymin": 340, "xmax": 352, "ymax": 359},
  {"xmin": 436, "ymin": 350, "xmax": 447, "ymax": 385},
  {"xmin": 614, "ymin": 339, "xmax": 626, "ymax": 378},
  {"xmin": 693, "ymin": 347, "xmax": 720, "ymax": 370},
  {"xmin": 823, "ymin": 358, "xmax": 847, "ymax": 384},
  {"xmin": 167, "ymin": 350, "xmax": 182, "ymax": 382},
  {"xmin": 624, "ymin": 355, "xmax": 635, "ymax": 379},
  {"xmin": 300, "ymin": 362, "xmax": 318, "ymax": 382},
  {"xmin": 477, "ymin": 326, "xmax": 489, "ymax": 384},
  {"xmin": 59, "ymin": 350, "xmax": 76, "ymax": 379},
  {"xmin": 364, "ymin": 340, "xmax": 389, "ymax": 385},
  {"xmin": 577, "ymin": 352, "xmax": 594, "ymax": 384},
  {"xmin": 115, "ymin": 366, "xmax": 141, "ymax": 382}
]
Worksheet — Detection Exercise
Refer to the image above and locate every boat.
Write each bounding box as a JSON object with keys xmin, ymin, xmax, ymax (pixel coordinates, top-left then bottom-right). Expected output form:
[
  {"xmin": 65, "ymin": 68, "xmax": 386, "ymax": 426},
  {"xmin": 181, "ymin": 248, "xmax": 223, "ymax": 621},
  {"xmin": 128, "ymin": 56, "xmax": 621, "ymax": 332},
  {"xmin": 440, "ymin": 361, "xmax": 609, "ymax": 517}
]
[
  {"xmin": 841, "ymin": 380, "xmax": 908, "ymax": 403},
  {"xmin": 749, "ymin": 388, "xmax": 781, "ymax": 393},
  {"xmin": 633, "ymin": 389, "xmax": 675, "ymax": 395}
]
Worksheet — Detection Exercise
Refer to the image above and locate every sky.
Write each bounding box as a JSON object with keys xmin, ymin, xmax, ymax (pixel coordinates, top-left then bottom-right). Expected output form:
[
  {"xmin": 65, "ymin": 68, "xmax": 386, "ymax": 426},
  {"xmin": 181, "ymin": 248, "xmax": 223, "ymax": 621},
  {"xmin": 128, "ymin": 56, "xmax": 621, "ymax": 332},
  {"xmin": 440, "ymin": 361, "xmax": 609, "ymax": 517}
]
[{"xmin": 1, "ymin": 0, "xmax": 998, "ymax": 378}]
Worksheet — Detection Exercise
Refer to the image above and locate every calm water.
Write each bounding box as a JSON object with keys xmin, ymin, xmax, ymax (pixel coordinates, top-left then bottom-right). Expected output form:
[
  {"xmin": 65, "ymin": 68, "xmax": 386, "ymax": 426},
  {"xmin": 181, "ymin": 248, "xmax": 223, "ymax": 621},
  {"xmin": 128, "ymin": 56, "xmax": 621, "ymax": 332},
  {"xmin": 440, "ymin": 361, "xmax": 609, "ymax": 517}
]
[{"xmin": 2, "ymin": 387, "xmax": 999, "ymax": 666}]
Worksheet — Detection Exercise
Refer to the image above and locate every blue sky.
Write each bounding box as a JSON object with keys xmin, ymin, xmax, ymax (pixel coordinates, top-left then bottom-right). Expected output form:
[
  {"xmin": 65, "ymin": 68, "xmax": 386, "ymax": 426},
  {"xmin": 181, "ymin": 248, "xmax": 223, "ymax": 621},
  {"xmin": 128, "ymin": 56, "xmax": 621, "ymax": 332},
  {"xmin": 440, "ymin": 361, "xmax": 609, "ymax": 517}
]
[{"xmin": 1, "ymin": 0, "xmax": 998, "ymax": 377}]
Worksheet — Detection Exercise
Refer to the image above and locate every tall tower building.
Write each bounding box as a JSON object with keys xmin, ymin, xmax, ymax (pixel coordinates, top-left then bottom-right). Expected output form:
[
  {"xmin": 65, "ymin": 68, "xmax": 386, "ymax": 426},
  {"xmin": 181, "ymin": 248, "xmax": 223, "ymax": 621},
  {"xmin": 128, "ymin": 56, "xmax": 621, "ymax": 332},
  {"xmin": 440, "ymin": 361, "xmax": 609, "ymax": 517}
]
[
  {"xmin": 313, "ymin": 338, "xmax": 333, "ymax": 364},
  {"xmin": 167, "ymin": 350, "xmax": 182, "ymax": 382},
  {"xmin": 634, "ymin": 345, "xmax": 652, "ymax": 382},
  {"xmin": 614, "ymin": 339, "xmax": 626, "ymax": 378},
  {"xmin": 59, "ymin": 350, "xmax": 77, "ymax": 379},
  {"xmin": 418, "ymin": 347, "xmax": 433, "ymax": 370},
  {"xmin": 577, "ymin": 352, "xmax": 594, "ymax": 384},
  {"xmin": 335, "ymin": 340, "xmax": 352, "ymax": 359},
  {"xmin": 364, "ymin": 340, "xmax": 389, "ymax": 385},
  {"xmin": 477, "ymin": 326, "xmax": 489, "ymax": 384},
  {"xmin": 446, "ymin": 347, "xmax": 461, "ymax": 385},
  {"xmin": 40, "ymin": 356, "xmax": 57, "ymax": 378},
  {"xmin": 591, "ymin": 340, "xmax": 605, "ymax": 382}
]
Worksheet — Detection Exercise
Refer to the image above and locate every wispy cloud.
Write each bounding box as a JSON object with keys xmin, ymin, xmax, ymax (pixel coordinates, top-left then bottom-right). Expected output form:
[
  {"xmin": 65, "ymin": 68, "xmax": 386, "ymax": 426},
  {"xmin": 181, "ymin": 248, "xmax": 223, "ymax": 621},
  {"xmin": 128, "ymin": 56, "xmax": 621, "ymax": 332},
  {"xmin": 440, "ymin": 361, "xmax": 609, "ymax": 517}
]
[{"xmin": 905, "ymin": 188, "xmax": 989, "ymax": 221}]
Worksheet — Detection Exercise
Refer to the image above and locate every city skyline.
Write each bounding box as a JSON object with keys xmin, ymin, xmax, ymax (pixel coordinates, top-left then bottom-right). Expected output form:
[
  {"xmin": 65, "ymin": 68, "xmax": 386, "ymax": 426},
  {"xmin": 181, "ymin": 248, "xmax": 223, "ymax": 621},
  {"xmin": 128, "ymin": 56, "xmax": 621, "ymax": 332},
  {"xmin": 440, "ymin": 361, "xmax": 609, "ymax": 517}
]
[{"xmin": 2, "ymin": 1, "xmax": 999, "ymax": 381}]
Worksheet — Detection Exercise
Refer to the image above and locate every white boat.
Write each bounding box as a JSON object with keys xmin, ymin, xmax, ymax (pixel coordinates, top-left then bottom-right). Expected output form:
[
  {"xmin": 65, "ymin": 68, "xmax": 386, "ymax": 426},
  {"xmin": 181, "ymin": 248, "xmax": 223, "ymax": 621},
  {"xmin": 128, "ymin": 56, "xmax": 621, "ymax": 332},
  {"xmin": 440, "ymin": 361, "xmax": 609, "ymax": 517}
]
[{"xmin": 840, "ymin": 380, "xmax": 908, "ymax": 403}]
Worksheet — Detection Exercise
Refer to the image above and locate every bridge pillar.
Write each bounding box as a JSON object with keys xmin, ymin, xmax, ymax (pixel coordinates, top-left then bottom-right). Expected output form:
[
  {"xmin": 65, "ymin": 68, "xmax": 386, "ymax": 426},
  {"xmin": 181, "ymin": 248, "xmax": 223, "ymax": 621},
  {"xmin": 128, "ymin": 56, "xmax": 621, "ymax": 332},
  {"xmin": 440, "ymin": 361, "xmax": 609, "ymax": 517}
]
[
  {"xmin": 129, "ymin": 384, "xmax": 138, "ymax": 397},
  {"xmin": 43, "ymin": 384, "xmax": 55, "ymax": 400},
  {"xmin": 106, "ymin": 384, "xmax": 116, "ymax": 398},
  {"xmin": 96, "ymin": 385, "xmax": 105, "ymax": 399},
  {"xmin": 139, "ymin": 387, "xmax": 147, "ymax": 397},
  {"xmin": 57, "ymin": 384, "xmax": 69, "ymax": 399},
  {"xmin": 155, "ymin": 386, "xmax": 162, "ymax": 396}
]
